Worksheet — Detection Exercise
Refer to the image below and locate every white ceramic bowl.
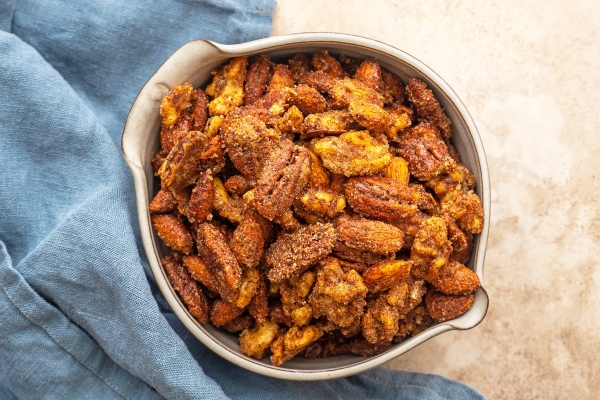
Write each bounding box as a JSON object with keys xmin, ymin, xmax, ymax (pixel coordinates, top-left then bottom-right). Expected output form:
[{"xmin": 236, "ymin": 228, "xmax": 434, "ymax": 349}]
[{"xmin": 121, "ymin": 32, "xmax": 490, "ymax": 380}]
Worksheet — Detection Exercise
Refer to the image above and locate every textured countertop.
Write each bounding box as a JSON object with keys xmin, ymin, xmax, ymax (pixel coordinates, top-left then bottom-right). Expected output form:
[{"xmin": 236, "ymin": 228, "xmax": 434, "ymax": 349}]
[{"xmin": 272, "ymin": 1, "xmax": 600, "ymax": 398}]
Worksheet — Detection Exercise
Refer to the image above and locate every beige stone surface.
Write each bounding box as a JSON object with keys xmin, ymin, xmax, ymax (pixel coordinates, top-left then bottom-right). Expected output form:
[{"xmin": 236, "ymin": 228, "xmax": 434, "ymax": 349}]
[{"xmin": 272, "ymin": 1, "xmax": 600, "ymax": 398}]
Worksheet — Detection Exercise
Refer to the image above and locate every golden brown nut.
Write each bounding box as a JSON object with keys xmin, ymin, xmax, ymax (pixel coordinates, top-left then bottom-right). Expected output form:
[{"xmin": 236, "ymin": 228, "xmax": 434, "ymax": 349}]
[
  {"xmin": 162, "ymin": 256, "xmax": 209, "ymax": 323},
  {"xmin": 442, "ymin": 214, "xmax": 473, "ymax": 264},
  {"xmin": 335, "ymin": 216, "xmax": 403, "ymax": 254},
  {"xmin": 197, "ymin": 223, "xmax": 242, "ymax": 303},
  {"xmin": 212, "ymin": 177, "xmax": 244, "ymax": 225},
  {"xmin": 149, "ymin": 189, "xmax": 177, "ymax": 214},
  {"xmin": 276, "ymin": 105, "xmax": 304, "ymax": 134},
  {"xmin": 329, "ymin": 77, "xmax": 385, "ymax": 108},
  {"xmin": 185, "ymin": 170, "xmax": 213, "ymax": 223},
  {"xmin": 240, "ymin": 320, "xmax": 279, "ymax": 359},
  {"xmin": 308, "ymin": 257, "xmax": 368, "ymax": 329},
  {"xmin": 361, "ymin": 260, "xmax": 413, "ymax": 293},
  {"xmin": 394, "ymin": 304, "xmax": 433, "ymax": 341},
  {"xmin": 254, "ymin": 141, "xmax": 311, "ymax": 221},
  {"xmin": 306, "ymin": 150, "xmax": 331, "ymax": 189},
  {"xmin": 406, "ymin": 78, "xmax": 452, "ymax": 139},
  {"xmin": 288, "ymin": 53, "xmax": 312, "ymax": 80},
  {"xmin": 270, "ymin": 325, "xmax": 324, "ymax": 366},
  {"xmin": 392, "ymin": 277, "xmax": 427, "ymax": 316},
  {"xmin": 266, "ymin": 223, "xmax": 336, "ymax": 283},
  {"xmin": 332, "ymin": 241, "xmax": 393, "ymax": 267},
  {"xmin": 221, "ymin": 112, "xmax": 281, "ymax": 181},
  {"xmin": 344, "ymin": 176, "xmax": 435, "ymax": 222},
  {"xmin": 389, "ymin": 211, "xmax": 428, "ymax": 250},
  {"xmin": 150, "ymin": 214, "xmax": 194, "ymax": 254},
  {"xmin": 425, "ymin": 288, "xmax": 475, "ymax": 322},
  {"xmin": 354, "ymin": 60, "xmax": 390, "ymax": 102},
  {"xmin": 396, "ymin": 121, "xmax": 455, "ymax": 181},
  {"xmin": 243, "ymin": 189, "xmax": 301, "ymax": 232},
  {"xmin": 235, "ymin": 268, "xmax": 261, "ymax": 309},
  {"xmin": 426, "ymin": 163, "xmax": 476, "ymax": 198},
  {"xmin": 182, "ymin": 254, "xmax": 220, "ymax": 294},
  {"xmin": 297, "ymin": 70, "xmax": 338, "ymax": 93},
  {"xmin": 209, "ymin": 299, "xmax": 245, "ymax": 327},
  {"xmin": 362, "ymin": 295, "xmax": 399, "ymax": 344},
  {"xmin": 289, "ymin": 84, "xmax": 328, "ymax": 115},
  {"xmin": 348, "ymin": 101, "xmax": 391, "ymax": 132},
  {"xmin": 385, "ymin": 157, "xmax": 410, "ymax": 186},
  {"xmin": 280, "ymin": 271, "xmax": 316, "ymax": 326},
  {"xmin": 312, "ymin": 50, "xmax": 347, "ymax": 78},
  {"xmin": 160, "ymin": 83, "xmax": 196, "ymax": 127},
  {"xmin": 410, "ymin": 216, "xmax": 452, "ymax": 282},
  {"xmin": 203, "ymin": 115, "xmax": 224, "ymax": 138},
  {"xmin": 248, "ymin": 274, "xmax": 269, "ymax": 321},
  {"xmin": 191, "ymin": 89, "xmax": 209, "ymax": 131},
  {"xmin": 221, "ymin": 314, "xmax": 254, "ymax": 333},
  {"xmin": 254, "ymin": 64, "xmax": 294, "ymax": 116},
  {"xmin": 381, "ymin": 70, "xmax": 405, "ymax": 103},
  {"xmin": 296, "ymin": 188, "xmax": 346, "ymax": 220},
  {"xmin": 158, "ymin": 130, "xmax": 224, "ymax": 213},
  {"xmin": 301, "ymin": 110, "xmax": 356, "ymax": 139},
  {"xmin": 312, "ymin": 131, "xmax": 392, "ymax": 177},
  {"xmin": 385, "ymin": 103, "xmax": 412, "ymax": 139},
  {"xmin": 205, "ymin": 56, "xmax": 247, "ymax": 116},
  {"xmin": 431, "ymin": 261, "xmax": 480, "ymax": 295},
  {"xmin": 269, "ymin": 301, "xmax": 293, "ymax": 327},
  {"xmin": 440, "ymin": 190, "xmax": 484, "ymax": 234},
  {"xmin": 224, "ymin": 175, "xmax": 253, "ymax": 197},
  {"xmin": 229, "ymin": 217, "xmax": 265, "ymax": 270},
  {"xmin": 245, "ymin": 55, "xmax": 272, "ymax": 106}
]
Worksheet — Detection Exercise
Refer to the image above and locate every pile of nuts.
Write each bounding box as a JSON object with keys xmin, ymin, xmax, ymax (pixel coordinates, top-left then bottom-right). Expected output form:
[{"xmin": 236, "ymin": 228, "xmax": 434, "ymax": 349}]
[{"xmin": 149, "ymin": 50, "xmax": 484, "ymax": 366}]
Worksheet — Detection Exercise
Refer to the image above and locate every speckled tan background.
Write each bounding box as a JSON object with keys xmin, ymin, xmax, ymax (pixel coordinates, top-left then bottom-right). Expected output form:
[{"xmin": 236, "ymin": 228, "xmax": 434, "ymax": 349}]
[{"xmin": 272, "ymin": 1, "xmax": 600, "ymax": 398}]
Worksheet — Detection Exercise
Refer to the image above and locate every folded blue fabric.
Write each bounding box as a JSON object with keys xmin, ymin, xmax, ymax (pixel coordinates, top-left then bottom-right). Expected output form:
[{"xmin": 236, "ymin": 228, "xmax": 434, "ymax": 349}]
[{"xmin": 0, "ymin": 1, "xmax": 486, "ymax": 399}]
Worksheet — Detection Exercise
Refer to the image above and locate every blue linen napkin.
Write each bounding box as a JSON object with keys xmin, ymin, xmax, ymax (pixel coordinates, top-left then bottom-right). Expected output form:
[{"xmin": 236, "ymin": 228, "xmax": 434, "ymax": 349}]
[{"xmin": 0, "ymin": 1, "xmax": 486, "ymax": 399}]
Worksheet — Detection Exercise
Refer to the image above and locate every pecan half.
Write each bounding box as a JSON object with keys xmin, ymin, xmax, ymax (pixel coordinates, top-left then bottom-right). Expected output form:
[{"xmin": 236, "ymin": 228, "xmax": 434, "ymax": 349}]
[
  {"xmin": 149, "ymin": 188, "xmax": 177, "ymax": 214},
  {"xmin": 406, "ymin": 78, "xmax": 452, "ymax": 139},
  {"xmin": 288, "ymin": 53, "xmax": 312, "ymax": 81},
  {"xmin": 157, "ymin": 130, "xmax": 224, "ymax": 212},
  {"xmin": 184, "ymin": 170, "xmax": 213, "ymax": 223},
  {"xmin": 244, "ymin": 54, "xmax": 272, "ymax": 106},
  {"xmin": 197, "ymin": 223, "xmax": 242, "ymax": 303},
  {"xmin": 396, "ymin": 121, "xmax": 455, "ymax": 181},
  {"xmin": 312, "ymin": 50, "xmax": 347, "ymax": 78},
  {"xmin": 221, "ymin": 111, "xmax": 281, "ymax": 181},
  {"xmin": 344, "ymin": 176, "xmax": 435, "ymax": 222},
  {"xmin": 289, "ymin": 84, "xmax": 328, "ymax": 115},
  {"xmin": 150, "ymin": 214, "xmax": 193, "ymax": 254},
  {"xmin": 229, "ymin": 217, "xmax": 265, "ymax": 269},
  {"xmin": 430, "ymin": 260, "xmax": 480, "ymax": 295},
  {"xmin": 266, "ymin": 223, "xmax": 336, "ymax": 283},
  {"xmin": 162, "ymin": 256, "xmax": 208, "ymax": 323},
  {"xmin": 254, "ymin": 140, "xmax": 311, "ymax": 221},
  {"xmin": 425, "ymin": 288, "xmax": 475, "ymax": 322}
]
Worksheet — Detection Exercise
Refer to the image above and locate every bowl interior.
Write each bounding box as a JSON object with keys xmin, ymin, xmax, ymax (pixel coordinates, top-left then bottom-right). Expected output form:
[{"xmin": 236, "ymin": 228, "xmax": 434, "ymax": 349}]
[{"xmin": 122, "ymin": 33, "xmax": 490, "ymax": 380}]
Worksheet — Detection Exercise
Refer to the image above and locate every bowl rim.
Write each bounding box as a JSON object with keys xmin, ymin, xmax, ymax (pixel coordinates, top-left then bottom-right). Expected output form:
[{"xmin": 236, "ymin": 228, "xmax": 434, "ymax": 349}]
[{"xmin": 122, "ymin": 32, "xmax": 490, "ymax": 381}]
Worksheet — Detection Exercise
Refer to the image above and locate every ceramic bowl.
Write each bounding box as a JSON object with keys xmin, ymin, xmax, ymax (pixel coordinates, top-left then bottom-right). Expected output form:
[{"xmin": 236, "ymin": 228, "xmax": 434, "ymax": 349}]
[{"xmin": 121, "ymin": 32, "xmax": 490, "ymax": 380}]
